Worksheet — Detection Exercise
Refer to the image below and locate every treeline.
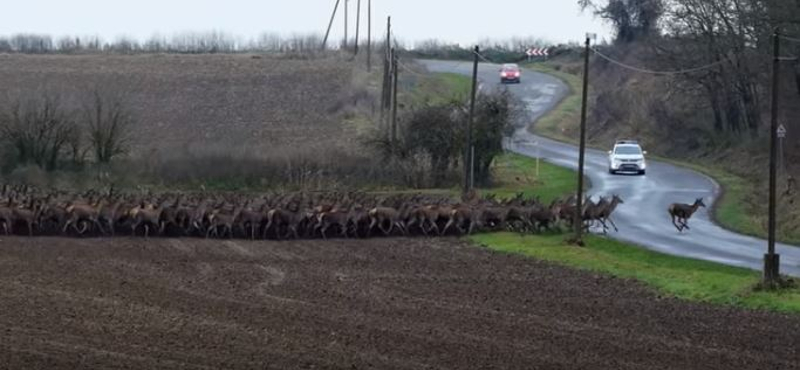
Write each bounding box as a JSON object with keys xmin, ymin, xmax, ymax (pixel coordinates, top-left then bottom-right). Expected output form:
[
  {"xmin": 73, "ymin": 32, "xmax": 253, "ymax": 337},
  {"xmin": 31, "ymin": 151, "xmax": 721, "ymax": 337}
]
[
  {"xmin": 0, "ymin": 32, "xmax": 328, "ymax": 54},
  {"xmin": 581, "ymin": 0, "xmax": 800, "ymax": 136},
  {"xmin": 402, "ymin": 38, "xmax": 580, "ymax": 64}
]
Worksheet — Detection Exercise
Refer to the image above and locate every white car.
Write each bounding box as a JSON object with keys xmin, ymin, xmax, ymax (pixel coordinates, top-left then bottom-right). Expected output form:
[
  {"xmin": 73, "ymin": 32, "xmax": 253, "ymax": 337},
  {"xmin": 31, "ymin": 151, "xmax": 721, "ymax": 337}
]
[{"xmin": 608, "ymin": 140, "xmax": 647, "ymax": 175}]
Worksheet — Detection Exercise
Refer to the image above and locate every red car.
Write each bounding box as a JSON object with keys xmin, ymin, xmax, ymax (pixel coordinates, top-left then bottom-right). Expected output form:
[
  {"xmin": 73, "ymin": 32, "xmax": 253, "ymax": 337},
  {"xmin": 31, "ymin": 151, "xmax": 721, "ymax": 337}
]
[{"xmin": 500, "ymin": 63, "xmax": 521, "ymax": 84}]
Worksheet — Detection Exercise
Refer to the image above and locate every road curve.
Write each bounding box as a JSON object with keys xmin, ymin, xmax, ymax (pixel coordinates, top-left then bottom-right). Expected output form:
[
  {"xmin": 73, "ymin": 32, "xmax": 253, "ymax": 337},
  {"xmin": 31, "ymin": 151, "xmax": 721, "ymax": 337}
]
[{"xmin": 418, "ymin": 59, "xmax": 800, "ymax": 277}]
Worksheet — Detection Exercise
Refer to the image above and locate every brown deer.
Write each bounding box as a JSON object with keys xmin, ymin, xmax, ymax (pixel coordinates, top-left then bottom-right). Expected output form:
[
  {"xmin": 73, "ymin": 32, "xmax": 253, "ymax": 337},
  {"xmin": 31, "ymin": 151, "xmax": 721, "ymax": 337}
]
[
  {"xmin": 368, "ymin": 206, "xmax": 407, "ymax": 236},
  {"xmin": 62, "ymin": 200, "xmax": 105, "ymax": 236},
  {"xmin": 0, "ymin": 202, "xmax": 13, "ymax": 235},
  {"xmin": 595, "ymin": 194, "xmax": 624, "ymax": 234},
  {"xmin": 668, "ymin": 198, "xmax": 706, "ymax": 232}
]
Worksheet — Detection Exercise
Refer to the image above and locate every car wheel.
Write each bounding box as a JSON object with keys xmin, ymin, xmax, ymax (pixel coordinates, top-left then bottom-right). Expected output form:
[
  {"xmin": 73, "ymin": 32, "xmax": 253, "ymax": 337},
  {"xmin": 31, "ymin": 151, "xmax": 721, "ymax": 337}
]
[
  {"xmin": 638, "ymin": 170, "xmax": 646, "ymax": 175},
  {"xmin": 609, "ymin": 169, "xmax": 616, "ymax": 175}
]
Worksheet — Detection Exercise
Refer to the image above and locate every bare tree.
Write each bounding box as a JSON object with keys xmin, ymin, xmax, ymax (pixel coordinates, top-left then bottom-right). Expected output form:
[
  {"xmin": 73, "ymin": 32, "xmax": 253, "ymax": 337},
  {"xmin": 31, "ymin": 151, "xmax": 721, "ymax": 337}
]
[
  {"xmin": 0, "ymin": 93, "xmax": 76, "ymax": 171},
  {"xmin": 83, "ymin": 90, "xmax": 134, "ymax": 164}
]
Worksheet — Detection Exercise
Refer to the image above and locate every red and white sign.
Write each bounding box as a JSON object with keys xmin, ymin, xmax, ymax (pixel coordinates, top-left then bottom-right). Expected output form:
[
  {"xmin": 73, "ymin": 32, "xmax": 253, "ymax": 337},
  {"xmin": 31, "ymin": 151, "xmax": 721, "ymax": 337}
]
[{"xmin": 526, "ymin": 47, "xmax": 550, "ymax": 57}]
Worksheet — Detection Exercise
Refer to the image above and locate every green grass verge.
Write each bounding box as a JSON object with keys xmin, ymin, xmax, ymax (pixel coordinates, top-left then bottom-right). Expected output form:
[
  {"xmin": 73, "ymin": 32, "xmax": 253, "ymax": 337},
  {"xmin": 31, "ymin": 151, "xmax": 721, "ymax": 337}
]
[
  {"xmin": 482, "ymin": 152, "xmax": 578, "ymax": 203},
  {"xmin": 470, "ymin": 233, "xmax": 800, "ymax": 313},
  {"xmin": 407, "ymin": 72, "xmax": 471, "ymax": 106}
]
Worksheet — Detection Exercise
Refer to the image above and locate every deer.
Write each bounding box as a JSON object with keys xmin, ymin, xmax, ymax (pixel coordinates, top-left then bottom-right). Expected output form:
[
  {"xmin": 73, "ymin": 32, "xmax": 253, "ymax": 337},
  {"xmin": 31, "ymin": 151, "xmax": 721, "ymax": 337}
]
[
  {"xmin": 668, "ymin": 198, "xmax": 706, "ymax": 232},
  {"xmin": 314, "ymin": 209, "xmax": 351, "ymax": 239},
  {"xmin": 62, "ymin": 199, "xmax": 105, "ymax": 236},
  {"xmin": 441, "ymin": 204, "xmax": 480, "ymax": 236},
  {"xmin": 130, "ymin": 201, "xmax": 161, "ymax": 238},
  {"xmin": 0, "ymin": 202, "xmax": 13, "ymax": 235},
  {"xmin": 595, "ymin": 194, "xmax": 624, "ymax": 234},
  {"xmin": 368, "ymin": 206, "xmax": 407, "ymax": 236},
  {"xmin": 234, "ymin": 200, "xmax": 265, "ymax": 240},
  {"xmin": 11, "ymin": 198, "xmax": 40, "ymax": 237}
]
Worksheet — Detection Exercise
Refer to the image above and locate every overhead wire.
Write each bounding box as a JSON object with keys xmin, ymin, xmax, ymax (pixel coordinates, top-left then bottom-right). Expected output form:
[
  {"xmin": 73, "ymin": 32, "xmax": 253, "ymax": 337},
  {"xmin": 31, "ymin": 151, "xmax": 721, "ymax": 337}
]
[
  {"xmin": 395, "ymin": 60, "xmax": 428, "ymax": 77},
  {"xmin": 590, "ymin": 47, "xmax": 729, "ymax": 75},
  {"xmin": 779, "ymin": 34, "xmax": 800, "ymax": 43}
]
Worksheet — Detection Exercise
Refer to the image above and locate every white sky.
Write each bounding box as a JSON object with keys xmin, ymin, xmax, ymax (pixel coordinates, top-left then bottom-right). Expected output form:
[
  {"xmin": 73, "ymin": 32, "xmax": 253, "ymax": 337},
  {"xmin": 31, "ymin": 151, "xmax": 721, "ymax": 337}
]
[{"xmin": 0, "ymin": 0, "xmax": 612, "ymax": 46}]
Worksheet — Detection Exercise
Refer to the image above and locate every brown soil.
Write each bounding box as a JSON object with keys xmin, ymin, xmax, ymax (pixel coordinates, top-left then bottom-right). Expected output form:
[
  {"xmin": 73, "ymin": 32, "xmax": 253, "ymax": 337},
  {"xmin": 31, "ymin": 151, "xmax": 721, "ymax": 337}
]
[
  {"xmin": 0, "ymin": 237, "xmax": 797, "ymax": 369},
  {"xmin": 0, "ymin": 53, "xmax": 359, "ymax": 156}
]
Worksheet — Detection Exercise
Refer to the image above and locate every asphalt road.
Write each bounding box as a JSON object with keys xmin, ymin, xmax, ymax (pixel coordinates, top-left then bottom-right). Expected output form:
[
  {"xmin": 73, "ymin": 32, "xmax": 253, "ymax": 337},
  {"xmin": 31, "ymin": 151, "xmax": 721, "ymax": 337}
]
[{"xmin": 419, "ymin": 59, "xmax": 800, "ymax": 277}]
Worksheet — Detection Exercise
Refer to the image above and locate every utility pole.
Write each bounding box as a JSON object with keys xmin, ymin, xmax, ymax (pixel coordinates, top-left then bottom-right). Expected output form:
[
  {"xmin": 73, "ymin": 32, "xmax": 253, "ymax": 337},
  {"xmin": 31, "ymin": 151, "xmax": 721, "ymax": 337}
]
[
  {"xmin": 367, "ymin": 0, "xmax": 371, "ymax": 69},
  {"xmin": 321, "ymin": 0, "xmax": 342, "ymax": 50},
  {"xmin": 573, "ymin": 35, "xmax": 592, "ymax": 246},
  {"xmin": 344, "ymin": 0, "xmax": 348, "ymax": 49},
  {"xmin": 465, "ymin": 45, "xmax": 480, "ymax": 195},
  {"xmin": 391, "ymin": 48, "xmax": 399, "ymax": 149},
  {"xmin": 354, "ymin": 0, "xmax": 361, "ymax": 56},
  {"xmin": 765, "ymin": 28, "xmax": 782, "ymax": 284},
  {"xmin": 380, "ymin": 17, "xmax": 391, "ymax": 129}
]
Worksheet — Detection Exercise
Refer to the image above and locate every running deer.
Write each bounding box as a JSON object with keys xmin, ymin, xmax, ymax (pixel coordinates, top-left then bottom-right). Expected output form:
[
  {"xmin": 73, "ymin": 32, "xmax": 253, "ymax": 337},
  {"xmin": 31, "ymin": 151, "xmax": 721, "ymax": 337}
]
[{"xmin": 668, "ymin": 198, "xmax": 706, "ymax": 232}]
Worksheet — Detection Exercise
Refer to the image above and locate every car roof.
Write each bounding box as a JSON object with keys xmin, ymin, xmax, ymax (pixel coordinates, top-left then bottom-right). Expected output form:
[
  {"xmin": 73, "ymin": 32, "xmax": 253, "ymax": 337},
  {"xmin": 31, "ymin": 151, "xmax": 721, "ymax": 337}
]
[
  {"xmin": 502, "ymin": 63, "xmax": 519, "ymax": 68},
  {"xmin": 615, "ymin": 139, "xmax": 639, "ymax": 145}
]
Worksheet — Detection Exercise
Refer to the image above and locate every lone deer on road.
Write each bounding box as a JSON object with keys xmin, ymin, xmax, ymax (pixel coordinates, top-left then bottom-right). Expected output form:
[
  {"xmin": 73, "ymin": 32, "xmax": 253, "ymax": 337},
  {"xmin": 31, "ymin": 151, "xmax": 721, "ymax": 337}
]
[{"xmin": 668, "ymin": 198, "xmax": 706, "ymax": 232}]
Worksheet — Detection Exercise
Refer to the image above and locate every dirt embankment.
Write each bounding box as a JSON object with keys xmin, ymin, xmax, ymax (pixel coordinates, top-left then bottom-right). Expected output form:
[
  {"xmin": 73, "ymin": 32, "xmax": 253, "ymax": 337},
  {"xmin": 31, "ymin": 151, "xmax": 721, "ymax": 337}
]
[{"xmin": 0, "ymin": 237, "xmax": 797, "ymax": 369}]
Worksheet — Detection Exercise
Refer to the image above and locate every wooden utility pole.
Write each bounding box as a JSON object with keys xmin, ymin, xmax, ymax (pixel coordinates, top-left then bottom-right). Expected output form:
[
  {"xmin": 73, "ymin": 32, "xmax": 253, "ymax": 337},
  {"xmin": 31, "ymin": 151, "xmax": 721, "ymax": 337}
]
[
  {"xmin": 765, "ymin": 28, "xmax": 782, "ymax": 283},
  {"xmin": 367, "ymin": 0, "xmax": 372, "ymax": 69},
  {"xmin": 344, "ymin": 0, "xmax": 348, "ymax": 49},
  {"xmin": 321, "ymin": 0, "xmax": 342, "ymax": 50},
  {"xmin": 573, "ymin": 35, "xmax": 592, "ymax": 246},
  {"xmin": 391, "ymin": 48, "xmax": 399, "ymax": 148},
  {"xmin": 380, "ymin": 17, "xmax": 391, "ymax": 128},
  {"xmin": 354, "ymin": 0, "xmax": 361, "ymax": 55},
  {"xmin": 465, "ymin": 46, "xmax": 480, "ymax": 195}
]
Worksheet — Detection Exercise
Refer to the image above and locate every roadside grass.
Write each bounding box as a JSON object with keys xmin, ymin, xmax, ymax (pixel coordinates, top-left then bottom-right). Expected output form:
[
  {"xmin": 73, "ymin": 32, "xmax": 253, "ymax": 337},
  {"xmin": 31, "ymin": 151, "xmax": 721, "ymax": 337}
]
[
  {"xmin": 483, "ymin": 152, "xmax": 576, "ymax": 203},
  {"xmin": 407, "ymin": 72, "xmax": 471, "ymax": 107},
  {"xmin": 471, "ymin": 66, "xmax": 800, "ymax": 314},
  {"xmin": 522, "ymin": 62, "xmax": 800, "ymax": 245},
  {"xmin": 470, "ymin": 233, "xmax": 800, "ymax": 313}
]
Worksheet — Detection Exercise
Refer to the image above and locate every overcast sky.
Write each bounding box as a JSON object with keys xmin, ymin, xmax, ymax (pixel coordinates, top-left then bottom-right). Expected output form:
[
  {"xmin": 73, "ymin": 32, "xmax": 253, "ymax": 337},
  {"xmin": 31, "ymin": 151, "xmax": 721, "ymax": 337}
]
[{"xmin": 0, "ymin": 0, "xmax": 612, "ymax": 46}]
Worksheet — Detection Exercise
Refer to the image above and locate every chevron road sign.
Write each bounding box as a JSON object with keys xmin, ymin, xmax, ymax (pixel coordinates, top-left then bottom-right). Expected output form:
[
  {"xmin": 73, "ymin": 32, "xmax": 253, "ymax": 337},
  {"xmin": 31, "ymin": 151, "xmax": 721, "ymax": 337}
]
[{"xmin": 526, "ymin": 47, "xmax": 549, "ymax": 57}]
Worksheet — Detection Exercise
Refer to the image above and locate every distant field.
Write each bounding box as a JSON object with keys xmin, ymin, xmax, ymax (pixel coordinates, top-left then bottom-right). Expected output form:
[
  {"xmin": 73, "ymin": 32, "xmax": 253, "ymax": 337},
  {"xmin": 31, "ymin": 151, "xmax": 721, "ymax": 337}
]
[{"xmin": 0, "ymin": 53, "xmax": 361, "ymax": 158}]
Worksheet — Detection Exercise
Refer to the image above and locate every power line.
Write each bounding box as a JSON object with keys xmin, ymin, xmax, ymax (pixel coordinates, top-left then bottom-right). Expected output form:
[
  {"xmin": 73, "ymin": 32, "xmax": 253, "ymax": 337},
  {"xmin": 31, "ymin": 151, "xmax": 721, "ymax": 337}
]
[
  {"xmin": 590, "ymin": 47, "xmax": 728, "ymax": 75},
  {"xmin": 779, "ymin": 34, "xmax": 800, "ymax": 43},
  {"xmin": 395, "ymin": 60, "xmax": 428, "ymax": 77}
]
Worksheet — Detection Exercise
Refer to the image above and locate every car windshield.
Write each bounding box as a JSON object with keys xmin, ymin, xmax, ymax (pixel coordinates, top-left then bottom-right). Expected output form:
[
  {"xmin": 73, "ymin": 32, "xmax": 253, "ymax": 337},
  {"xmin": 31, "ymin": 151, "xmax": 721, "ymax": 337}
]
[{"xmin": 615, "ymin": 146, "xmax": 642, "ymax": 155}]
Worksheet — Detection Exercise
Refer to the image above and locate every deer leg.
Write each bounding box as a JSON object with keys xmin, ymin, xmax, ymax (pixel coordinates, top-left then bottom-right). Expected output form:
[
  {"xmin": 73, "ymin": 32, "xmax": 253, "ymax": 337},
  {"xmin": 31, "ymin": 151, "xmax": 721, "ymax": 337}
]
[
  {"xmin": 605, "ymin": 216, "xmax": 619, "ymax": 232},
  {"xmin": 428, "ymin": 219, "xmax": 440, "ymax": 237},
  {"xmin": 442, "ymin": 218, "xmax": 455, "ymax": 236},
  {"xmin": 395, "ymin": 221, "xmax": 407, "ymax": 236},
  {"xmin": 62, "ymin": 218, "xmax": 74, "ymax": 234},
  {"xmin": 92, "ymin": 219, "xmax": 104, "ymax": 237},
  {"xmin": 368, "ymin": 217, "xmax": 378, "ymax": 236},
  {"xmin": 467, "ymin": 219, "xmax": 478, "ymax": 235}
]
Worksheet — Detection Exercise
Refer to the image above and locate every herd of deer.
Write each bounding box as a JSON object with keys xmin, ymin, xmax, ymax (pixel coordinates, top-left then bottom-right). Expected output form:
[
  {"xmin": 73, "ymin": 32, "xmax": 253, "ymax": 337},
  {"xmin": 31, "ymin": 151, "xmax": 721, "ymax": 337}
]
[{"xmin": 0, "ymin": 185, "xmax": 640, "ymax": 239}]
